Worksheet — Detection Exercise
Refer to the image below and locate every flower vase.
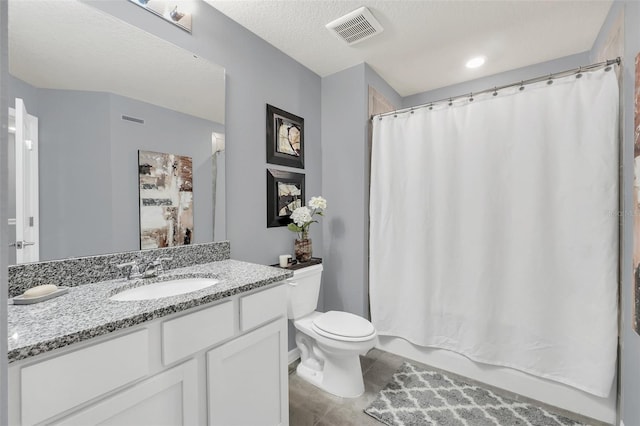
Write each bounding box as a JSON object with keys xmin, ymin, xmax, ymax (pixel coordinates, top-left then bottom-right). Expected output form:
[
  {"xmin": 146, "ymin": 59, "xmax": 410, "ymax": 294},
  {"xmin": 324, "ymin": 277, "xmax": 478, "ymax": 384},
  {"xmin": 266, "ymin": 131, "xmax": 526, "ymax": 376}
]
[{"xmin": 295, "ymin": 238, "xmax": 312, "ymax": 262}]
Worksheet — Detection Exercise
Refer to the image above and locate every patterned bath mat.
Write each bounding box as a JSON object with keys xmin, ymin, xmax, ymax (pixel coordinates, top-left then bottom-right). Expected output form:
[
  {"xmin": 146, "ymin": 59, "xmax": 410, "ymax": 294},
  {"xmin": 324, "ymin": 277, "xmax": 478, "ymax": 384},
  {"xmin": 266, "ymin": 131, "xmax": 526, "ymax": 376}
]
[{"xmin": 364, "ymin": 362, "xmax": 591, "ymax": 426}]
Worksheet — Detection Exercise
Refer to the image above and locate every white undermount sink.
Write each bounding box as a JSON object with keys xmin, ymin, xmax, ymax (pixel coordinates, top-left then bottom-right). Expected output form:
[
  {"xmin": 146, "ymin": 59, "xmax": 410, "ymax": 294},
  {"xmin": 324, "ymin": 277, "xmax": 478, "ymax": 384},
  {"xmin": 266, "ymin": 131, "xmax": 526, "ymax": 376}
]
[{"xmin": 110, "ymin": 278, "xmax": 220, "ymax": 301}]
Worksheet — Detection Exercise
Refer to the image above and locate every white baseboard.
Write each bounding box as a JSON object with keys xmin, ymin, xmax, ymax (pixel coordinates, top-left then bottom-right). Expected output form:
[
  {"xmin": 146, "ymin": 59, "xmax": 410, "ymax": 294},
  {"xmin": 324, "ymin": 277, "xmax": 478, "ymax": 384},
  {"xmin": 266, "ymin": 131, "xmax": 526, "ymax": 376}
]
[{"xmin": 288, "ymin": 348, "xmax": 301, "ymax": 365}]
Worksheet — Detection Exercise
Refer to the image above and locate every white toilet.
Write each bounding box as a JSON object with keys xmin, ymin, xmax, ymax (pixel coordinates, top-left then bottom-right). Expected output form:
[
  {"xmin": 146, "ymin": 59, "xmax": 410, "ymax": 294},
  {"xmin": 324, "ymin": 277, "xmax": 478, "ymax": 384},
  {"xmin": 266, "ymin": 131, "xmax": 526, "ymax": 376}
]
[{"xmin": 286, "ymin": 263, "xmax": 377, "ymax": 398}]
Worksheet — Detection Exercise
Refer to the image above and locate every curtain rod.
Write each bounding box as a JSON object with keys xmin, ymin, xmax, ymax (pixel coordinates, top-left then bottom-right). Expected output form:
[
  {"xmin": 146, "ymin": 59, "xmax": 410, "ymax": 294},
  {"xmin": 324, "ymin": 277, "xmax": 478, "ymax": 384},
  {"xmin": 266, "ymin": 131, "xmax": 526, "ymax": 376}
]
[{"xmin": 373, "ymin": 57, "xmax": 621, "ymax": 120}]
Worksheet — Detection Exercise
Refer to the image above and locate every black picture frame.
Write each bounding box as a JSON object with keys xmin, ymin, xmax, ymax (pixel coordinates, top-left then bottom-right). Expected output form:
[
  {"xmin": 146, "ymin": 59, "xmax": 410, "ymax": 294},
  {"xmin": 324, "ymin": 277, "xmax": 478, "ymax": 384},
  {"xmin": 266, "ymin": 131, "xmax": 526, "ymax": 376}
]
[
  {"xmin": 267, "ymin": 169, "xmax": 305, "ymax": 228},
  {"xmin": 266, "ymin": 104, "xmax": 304, "ymax": 169}
]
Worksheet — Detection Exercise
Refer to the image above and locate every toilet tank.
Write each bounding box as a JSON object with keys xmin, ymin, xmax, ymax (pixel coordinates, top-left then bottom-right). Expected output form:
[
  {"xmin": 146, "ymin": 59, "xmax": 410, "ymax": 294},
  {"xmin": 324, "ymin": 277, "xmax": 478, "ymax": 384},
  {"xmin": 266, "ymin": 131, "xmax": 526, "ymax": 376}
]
[{"xmin": 286, "ymin": 263, "xmax": 323, "ymax": 319}]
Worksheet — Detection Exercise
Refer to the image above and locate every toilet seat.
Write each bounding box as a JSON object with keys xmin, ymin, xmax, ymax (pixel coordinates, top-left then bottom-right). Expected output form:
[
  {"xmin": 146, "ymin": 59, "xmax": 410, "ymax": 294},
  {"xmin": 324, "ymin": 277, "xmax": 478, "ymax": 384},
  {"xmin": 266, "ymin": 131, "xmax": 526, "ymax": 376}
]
[{"xmin": 312, "ymin": 311, "xmax": 376, "ymax": 342}]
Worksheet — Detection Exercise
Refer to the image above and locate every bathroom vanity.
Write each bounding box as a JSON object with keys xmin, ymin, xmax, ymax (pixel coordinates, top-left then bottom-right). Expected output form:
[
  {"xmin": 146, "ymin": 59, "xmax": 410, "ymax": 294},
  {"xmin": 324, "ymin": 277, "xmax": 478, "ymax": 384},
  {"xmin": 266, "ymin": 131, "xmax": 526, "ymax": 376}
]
[{"xmin": 7, "ymin": 251, "xmax": 292, "ymax": 426}]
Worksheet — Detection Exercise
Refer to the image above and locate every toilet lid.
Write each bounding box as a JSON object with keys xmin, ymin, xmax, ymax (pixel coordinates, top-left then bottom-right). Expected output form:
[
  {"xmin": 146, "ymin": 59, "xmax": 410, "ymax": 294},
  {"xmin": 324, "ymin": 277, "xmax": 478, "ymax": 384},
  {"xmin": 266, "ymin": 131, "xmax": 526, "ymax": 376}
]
[{"xmin": 312, "ymin": 311, "xmax": 375, "ymax": 338}]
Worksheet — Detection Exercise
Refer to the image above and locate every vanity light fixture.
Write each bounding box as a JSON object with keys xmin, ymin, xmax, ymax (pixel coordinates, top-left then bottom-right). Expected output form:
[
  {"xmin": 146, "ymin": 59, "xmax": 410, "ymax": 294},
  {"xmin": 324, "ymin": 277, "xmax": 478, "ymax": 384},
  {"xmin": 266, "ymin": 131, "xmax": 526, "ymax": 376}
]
[
  {"xmin": 466, "ymin": 56, "xmax": 486, "ymax": 69},
  {"xmin": 212, "ymin": 132, "xmax": 225, "ymax": 154},
  {"xmin": 169, "ymin": 5, "xmax": 185, "ymax": 22},
  {"xmin": 128, "ymin": 0, "xmax": 192, "ymax": 33}
]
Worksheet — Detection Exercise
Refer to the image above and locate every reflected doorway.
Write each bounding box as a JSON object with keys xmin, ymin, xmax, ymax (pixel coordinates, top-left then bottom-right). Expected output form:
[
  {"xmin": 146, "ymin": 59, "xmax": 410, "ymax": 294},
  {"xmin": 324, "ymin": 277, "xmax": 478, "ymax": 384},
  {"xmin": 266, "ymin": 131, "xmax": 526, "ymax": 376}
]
[{"xmin": 8, "ymin": 98, "xmax": 39, "ymax": 264}]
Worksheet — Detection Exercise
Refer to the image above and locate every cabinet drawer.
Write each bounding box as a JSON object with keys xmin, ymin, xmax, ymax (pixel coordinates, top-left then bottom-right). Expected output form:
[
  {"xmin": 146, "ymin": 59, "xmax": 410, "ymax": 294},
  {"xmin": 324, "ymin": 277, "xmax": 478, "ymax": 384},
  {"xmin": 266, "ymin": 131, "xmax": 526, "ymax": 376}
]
[
  {"xmin": 21, "ymin": 329, "xmax": 149, "ymax": 426},
  {"xmin": 162, "ymin": 301, "xmax": 234, "ymax": 365},
  {"xmin": 240, "ymin": 284, "xmax": 286, "ymax": 332}
]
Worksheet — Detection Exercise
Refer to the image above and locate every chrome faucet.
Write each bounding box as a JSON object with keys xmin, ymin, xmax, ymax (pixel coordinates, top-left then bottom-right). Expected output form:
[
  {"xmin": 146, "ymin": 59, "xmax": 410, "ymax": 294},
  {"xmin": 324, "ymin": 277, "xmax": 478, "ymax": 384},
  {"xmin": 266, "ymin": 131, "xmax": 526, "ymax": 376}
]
[
  {"xmin": 116, "ymin": 261, "xmax": 143, "ymax": 280},
  {"xmin": 116, "ymin": 257, "xmax": 173, "ymax": 280},
  {"xmin": 143, "ymin": 257, "xmax": 173, "ymax": 278}
]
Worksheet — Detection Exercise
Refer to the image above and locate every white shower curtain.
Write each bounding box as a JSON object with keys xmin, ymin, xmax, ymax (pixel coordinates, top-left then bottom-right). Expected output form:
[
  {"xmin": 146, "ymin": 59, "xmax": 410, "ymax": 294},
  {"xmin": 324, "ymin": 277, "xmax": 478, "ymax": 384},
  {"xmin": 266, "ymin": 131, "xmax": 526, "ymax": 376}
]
[{"xmin": 370, "ymin": 68, "xmax": 619, "ymax": 397}]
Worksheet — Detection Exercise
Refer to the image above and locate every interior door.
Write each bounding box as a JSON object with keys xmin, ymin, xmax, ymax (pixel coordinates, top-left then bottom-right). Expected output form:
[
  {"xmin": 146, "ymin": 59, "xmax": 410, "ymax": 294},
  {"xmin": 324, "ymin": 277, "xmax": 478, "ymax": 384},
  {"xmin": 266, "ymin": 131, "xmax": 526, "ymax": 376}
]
[{"xmin": 13, "ymin": 98, "xmax": 39, "ymax": 264}]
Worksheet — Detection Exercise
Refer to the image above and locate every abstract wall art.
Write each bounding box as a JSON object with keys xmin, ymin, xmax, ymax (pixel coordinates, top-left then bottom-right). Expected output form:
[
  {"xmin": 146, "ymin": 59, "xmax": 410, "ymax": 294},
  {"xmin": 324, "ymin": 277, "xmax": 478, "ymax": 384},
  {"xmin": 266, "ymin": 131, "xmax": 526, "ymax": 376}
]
[
  {"xmin": 138, "ymin": 150, "xmax": 193, "ymax": 249},
  {"xmin": 266, "ymin": 104, "xmax": 304, "ymax": 169},
  {"xmin": 266, "ymin": 169, "xmax": 305, "ymax": 228},
  {"xmin": 634, "ymin": 52, "xmax": 640, "ymax": 335}
]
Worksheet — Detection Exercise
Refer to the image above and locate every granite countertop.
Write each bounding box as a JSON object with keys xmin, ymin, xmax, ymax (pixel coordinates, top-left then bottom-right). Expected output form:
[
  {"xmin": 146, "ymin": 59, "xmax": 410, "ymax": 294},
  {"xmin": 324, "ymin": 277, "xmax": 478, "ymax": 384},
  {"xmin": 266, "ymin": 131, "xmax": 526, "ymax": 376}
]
[{"xmin": 7, "ymin": 259, "xmax": 293, "ymax": 363}]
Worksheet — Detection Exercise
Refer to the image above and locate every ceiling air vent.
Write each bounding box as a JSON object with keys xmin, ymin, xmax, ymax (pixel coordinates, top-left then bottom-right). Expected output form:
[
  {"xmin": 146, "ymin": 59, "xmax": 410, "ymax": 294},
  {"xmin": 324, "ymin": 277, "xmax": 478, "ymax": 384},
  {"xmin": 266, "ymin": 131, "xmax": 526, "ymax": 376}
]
[{"xmin": 326, "ymin": 7, "xmax": 384, "ymax": 46}]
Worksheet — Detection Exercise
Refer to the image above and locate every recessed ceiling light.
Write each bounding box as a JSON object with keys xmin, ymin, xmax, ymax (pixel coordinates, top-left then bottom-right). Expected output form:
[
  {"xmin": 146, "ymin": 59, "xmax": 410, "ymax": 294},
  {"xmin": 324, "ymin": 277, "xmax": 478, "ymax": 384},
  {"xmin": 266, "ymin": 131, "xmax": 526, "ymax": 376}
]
[{"xmin": 466, "ymin": 56, "xmax": 486, "ymax": 69}]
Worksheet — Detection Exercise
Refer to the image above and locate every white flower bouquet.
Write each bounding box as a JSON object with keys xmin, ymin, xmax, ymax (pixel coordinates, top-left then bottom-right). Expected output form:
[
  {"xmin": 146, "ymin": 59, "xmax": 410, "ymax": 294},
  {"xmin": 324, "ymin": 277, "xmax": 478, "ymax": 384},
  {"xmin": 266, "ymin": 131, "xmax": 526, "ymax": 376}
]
[{"xmin": 287, "ymin": 196, "xmax": 327, "ymax": 240}]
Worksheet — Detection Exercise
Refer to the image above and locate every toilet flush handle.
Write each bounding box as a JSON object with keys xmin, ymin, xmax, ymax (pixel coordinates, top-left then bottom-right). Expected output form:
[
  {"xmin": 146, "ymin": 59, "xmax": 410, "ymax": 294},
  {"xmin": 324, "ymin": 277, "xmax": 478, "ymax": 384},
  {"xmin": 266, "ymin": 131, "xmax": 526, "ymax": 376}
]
[{"xmin": 286, "ymin": 279, "xmax": 298, "ymax": 287}]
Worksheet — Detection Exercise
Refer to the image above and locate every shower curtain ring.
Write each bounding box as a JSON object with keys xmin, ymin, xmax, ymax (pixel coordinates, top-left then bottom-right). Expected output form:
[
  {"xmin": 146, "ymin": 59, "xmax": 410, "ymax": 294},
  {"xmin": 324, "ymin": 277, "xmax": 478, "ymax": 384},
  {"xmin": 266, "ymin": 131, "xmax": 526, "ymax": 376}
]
[
  {"xmin": 448, "ymin": 98, "xmax": 453, "ymax": 106},
  {"xmin": 519, "ymin": 81, "xmax": 525, "ymax": 91},
  {"xmin": 576, "ymin": 67, "xmax": 583, "ymax": 79},
  {"xmin": 547, "ymin": 74, "xmax": 553, "ymax": 85},
  {"xmin": 493, "ymin": 87, "xmax": 498, "ymax": 96},
  {"xmin": 469, "ymin": 93, "xmax": 474, "ymax": 102},
  {"xmin": 428, "ymin": 103, "xmax": 433, "ymax": 110}
]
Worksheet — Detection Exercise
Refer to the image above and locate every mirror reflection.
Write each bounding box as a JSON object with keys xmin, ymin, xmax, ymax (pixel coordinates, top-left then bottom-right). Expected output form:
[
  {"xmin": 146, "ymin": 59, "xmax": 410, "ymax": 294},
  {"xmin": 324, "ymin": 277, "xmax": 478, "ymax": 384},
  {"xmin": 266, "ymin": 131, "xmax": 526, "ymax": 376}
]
[{"xmin": 7, "ymin": 0, "xmax": 226, "ymax": 265}]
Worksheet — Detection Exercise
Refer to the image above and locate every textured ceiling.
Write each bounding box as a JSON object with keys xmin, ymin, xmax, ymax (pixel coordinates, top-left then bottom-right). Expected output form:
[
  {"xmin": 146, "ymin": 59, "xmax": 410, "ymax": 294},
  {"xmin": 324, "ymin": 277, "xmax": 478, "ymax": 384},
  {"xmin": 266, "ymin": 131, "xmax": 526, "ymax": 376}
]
[
  {"xmin": 205, "ymin": 0, "xmax": 612, "ymax": 97},
  {"xmin": 9, "ymin": 0, "xmax": 225, "ymax": 124}
]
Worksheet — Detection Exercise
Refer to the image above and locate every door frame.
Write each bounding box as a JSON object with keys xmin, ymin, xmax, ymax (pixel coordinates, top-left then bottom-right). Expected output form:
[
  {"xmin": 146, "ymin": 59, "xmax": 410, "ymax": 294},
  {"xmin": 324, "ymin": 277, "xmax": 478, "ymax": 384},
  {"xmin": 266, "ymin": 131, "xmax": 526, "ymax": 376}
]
[{"xmin": 9, "ymin": 101, "xmax": 39, "ymax": 264}]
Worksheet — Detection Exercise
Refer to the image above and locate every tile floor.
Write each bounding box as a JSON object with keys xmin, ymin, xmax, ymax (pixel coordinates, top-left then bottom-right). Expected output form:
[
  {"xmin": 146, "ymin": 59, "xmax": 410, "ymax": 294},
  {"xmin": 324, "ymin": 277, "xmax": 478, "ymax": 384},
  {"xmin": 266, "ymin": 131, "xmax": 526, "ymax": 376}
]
[{"xmin": 288, "ymin": 348, "xmax": 608, "ymax": 426}]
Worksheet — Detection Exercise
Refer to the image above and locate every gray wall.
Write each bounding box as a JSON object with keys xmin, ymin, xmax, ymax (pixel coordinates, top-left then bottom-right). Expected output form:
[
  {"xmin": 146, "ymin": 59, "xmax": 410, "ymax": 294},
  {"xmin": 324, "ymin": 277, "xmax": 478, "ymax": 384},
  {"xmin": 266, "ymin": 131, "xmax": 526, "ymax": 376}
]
[
  {"xmin": 86, "ymin": 1, "xmax": 323, "ymax": 267},
  {"xmin": 7, "ymin": 75, "xmax": 38, "ymax": 114},
  {"xmin": 321, "ymin": 64, "xmax": 401, "ymax": 319},
  {"xmin": 366, "ymin": 64, "xmax": 403, "ymax": 109},
  {"xmin": 108, "ymin": 92, "xmax": 223, "ymax": 254},
  {"xmin": 8, "ymin": 77, "xmax": 224, "ymax": 261},
  {"xmin": 321, "ymin": 64, "xmax": 368, "ymax": 318},
  {"xmin": 591, "ymin": 2, "xmax": 640, "ymax": 425},
  {"xmin": 402, "ymin": 52, "xmax": 590, "ymax": 108},
  {"xmin": 37, "ymin": 89, "xmax": 113, "ymax": 260}
]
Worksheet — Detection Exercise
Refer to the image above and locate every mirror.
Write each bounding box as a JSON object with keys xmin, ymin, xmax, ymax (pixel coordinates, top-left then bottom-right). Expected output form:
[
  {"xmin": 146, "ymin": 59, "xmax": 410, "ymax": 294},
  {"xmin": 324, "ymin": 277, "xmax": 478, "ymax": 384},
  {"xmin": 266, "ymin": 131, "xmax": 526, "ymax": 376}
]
[{"xmin": 7, "ymin": 0, "xmax": 226, "ymax": 264}]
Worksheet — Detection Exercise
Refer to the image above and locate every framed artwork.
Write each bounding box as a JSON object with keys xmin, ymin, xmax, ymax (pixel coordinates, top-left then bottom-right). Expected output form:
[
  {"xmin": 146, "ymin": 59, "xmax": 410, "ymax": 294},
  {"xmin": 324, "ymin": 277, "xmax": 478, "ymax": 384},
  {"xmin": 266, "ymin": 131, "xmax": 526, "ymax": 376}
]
[
  {"xmin": 266, "ymin": 169, "xmax": 305, "ymax": 228},
  {"xmin": 634, "ymin": 52, "xmax": 640, "ymax": 335},
  {"xmin": 138, "ymin": 150, "xmax": 193, "ymax": 249},
  {"xmin": 266, "ymin": 104, "xmax": 304, "ymax": 169}
]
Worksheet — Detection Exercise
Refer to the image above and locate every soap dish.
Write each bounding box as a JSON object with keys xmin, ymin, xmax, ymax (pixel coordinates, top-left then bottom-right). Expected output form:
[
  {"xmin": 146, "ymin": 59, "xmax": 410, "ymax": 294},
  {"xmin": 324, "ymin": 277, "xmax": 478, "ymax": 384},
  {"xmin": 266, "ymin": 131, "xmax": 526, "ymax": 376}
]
[{"xmin": 12, "ymin": 287, "xmax": 69, "ymax": 305}]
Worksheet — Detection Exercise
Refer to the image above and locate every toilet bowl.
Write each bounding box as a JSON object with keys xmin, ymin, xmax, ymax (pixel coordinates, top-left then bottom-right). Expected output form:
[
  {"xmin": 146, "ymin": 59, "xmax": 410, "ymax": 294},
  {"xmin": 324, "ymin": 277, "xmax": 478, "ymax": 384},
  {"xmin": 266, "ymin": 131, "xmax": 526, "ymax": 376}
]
[{"xmin": 286, "ymin": 264, "xmax": 377, "ymax": 398}]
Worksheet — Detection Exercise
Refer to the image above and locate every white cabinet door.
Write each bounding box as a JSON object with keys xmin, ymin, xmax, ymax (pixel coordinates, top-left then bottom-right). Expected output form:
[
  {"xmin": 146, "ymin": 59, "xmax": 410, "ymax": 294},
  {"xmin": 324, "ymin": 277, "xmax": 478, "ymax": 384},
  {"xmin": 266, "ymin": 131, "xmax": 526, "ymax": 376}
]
[
  {"xmin": 207, "ymin": 318, "xmax": 288, "ymax": 426},
  {"xmin": 53, "ymin": 360, "xmax": 198, "ymax": 426}
]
